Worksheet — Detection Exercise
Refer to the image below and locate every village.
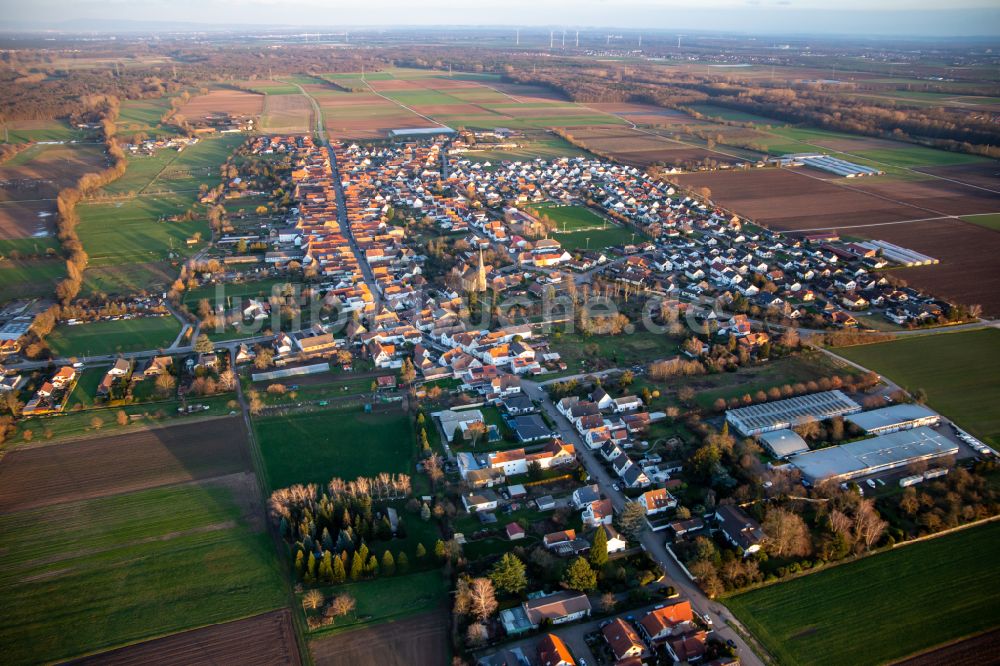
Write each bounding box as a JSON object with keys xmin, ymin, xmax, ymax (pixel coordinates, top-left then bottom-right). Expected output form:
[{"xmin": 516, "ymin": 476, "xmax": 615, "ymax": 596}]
[{"xmin": 0, "ymin": 128, "xmax": 996, "ymax": 666}]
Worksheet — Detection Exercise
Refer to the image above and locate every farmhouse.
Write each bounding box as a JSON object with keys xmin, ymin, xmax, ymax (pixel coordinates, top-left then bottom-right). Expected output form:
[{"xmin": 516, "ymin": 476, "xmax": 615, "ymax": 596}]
[
  {"xmin": 726, "ymin": 390, "xmax": 861, "ymax": 436},
  {"xmin": 789, "ymin": 426, "xmax": 959, "ymax": 485}
]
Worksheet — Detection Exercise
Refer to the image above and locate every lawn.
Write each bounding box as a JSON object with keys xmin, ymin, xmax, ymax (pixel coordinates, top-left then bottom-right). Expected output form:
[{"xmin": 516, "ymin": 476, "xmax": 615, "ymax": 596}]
[
  {"xmin": 727, "ymin": 521, "xmax": 1000, "ymax": 666},
  {"xmin": 685, "ymin": 104, "xmax": 785, "ymax": 125},
  {"xmin": 254, "ymin": 405, "xmax": 414, "ymax": 490},
  {"xmin": 0, "ymin": 482, "xmax": 286, "ymax": 665},
  {"xmin": 103, "ymin": 134, "xmax": 244, "ymax": 195},
  {"xmin": 552, "ymin": 225, "xmax": 643, "ymax": 251},
  {"xmin": 527, "ymin": 203, "xmax": 608, "ymax": 232},
  {"xmin": 835, "ymin": 328, "xmax": 1000, "ymax": 446},
  {"xmin": 308, "ymin": 569, "xmax": 448, "ymax": 637},
  {"xmin": 46, "ymin": 316, "xmax": 181, "ymax": 356}
]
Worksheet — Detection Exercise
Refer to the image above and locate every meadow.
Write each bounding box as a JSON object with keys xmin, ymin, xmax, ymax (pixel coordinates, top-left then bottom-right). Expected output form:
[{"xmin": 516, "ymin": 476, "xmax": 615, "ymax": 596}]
[
  {"xmin": 116, "ymin": 97, "xmax": 182, "ymax": 138},
  {"xmin": 0, "ymin": 481, "xmax": 286, "ymax": 665},
  {"xmin": 726, "ymin": 521, "xmax": 1000, "ymax": 666},
  {"xmin": 836, "ymin": 328, "xmax": 1000, "ymax": 446},
  {"xmin": 46, "ymin": 316, "xmax": 181, "ymax": 356},
  {"xmin": 254, "ymin": 405, "xmax": 414, "ymax": 490},
  {"xmin": 1, "ymin": 118, "xmax": 88, "ymax": 143}
]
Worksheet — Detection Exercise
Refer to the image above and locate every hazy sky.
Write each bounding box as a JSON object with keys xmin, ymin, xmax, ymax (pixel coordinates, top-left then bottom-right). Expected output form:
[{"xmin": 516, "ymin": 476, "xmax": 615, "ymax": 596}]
[{"xmin": 4, "ymin": 0, "xmax": 1000, "ymax": 37}]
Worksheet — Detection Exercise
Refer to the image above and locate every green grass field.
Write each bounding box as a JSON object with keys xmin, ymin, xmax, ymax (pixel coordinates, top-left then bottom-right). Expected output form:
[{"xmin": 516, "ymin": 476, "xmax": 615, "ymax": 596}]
[
  {"xmin": 0, "ymin": 482, "xmax": 286, "ymax": 665},
  {"xmin": 254, "ymin": 406, "xmax": 413, "ymax": 490},
  {"xmin": 103, "ymin": 135, "xmax": 243, "ymax": 195},
  {"xmin": 527, "ymin": 203, "xmax": 608, "ymax": 231},
  {"xmin": 552, "ymin": 224, "xmax": 643, "ymax": 250},
  {"xmin": 0, "ymin": 259, "xmax": 65, "ymax": 301},
  {"xmin": 46, "ymin": 316, "xmax": 180, "ymax": 356},
  {"xmin": 308, "ymin": 569, "xmax": 448, "ymax": 637},
  {"xmin": 686, "ymin": 104, "xmax": 785, "ymax": 125},
  {"xmin": 550, "ymin": 329, "xmax": 679, "ymax": 370},
  {"xmin": 727, "ymin": 521, "xmax": 1000, "ymax": 666},
  {"xmin": 1, "ymin": 119, "xmax": 88, "ymax": 143},
  {"xmin": 117, "ymin": 97, "xmax": 181, "ymax": 138},
  {"xmin": 835, "ymin": 328, "xmax": 1000, "ymax": 446},
  {"xmin": 962, "ymin": 213, "xmax": 1000, "ymax": 231}
]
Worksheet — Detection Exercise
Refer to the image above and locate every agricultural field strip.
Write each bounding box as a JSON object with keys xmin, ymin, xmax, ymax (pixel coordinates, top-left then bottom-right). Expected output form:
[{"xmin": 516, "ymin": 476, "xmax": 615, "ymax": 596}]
[
  {"xmin": 778, "ymin": 163, "xmax": 1000, "ymax": 231},
  {"xmin": 358, "ymin": 79, "xmax": 451, "ymax": 128}
]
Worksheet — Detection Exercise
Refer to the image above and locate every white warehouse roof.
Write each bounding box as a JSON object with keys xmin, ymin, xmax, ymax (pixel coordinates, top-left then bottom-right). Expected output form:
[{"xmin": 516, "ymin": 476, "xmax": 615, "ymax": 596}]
[
  {"xmin": 726, "ymin": 390, "xmax": 861, "ymax": 436},
  {"xmin": 789, "ymin": 426, "xmax": 958, "ymax": 483}
]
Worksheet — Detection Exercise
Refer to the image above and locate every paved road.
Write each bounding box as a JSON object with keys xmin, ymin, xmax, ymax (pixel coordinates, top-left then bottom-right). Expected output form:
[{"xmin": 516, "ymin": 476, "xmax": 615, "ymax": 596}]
[{"xmin": 520, "ymin": 378, "xmax": 767, "ymax": 666}]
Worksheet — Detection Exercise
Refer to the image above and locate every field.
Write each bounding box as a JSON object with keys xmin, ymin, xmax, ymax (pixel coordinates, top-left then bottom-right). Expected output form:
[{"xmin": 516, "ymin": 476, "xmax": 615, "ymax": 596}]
[
  {"xmin": 564, "ymin": 125, "xmax": 742, "ymax": 168},
  {"xmin": 116, "ymin": 97, "xmax": 181, "ymax": 138},
  {"xmin": 177, "ymin": 88, "xmax": 265, "ymax": 119},
  {"xmin": 549, "ymin": 329, "xmax": 679, "ymax": 370},
  {"xmin": 527, "ymin": 203, "xmax": 608, "ymax": 231},
  {"xmin": 727, "ymin": 521, "xmax": 1000, "ymax": 666},
  {"xmin": 459, "ymin": 132, "xmax": 591, "ymax": 164},
  {"xmin": 261, "ymin": 93, "xmax": 314, "ymax": 133},
  {"xmin": 46, "ymin": 316, "xmax": 180, "ymax": 356},
  {"xmin": 0, "ymin": 143, "xmax": 108, "ymax": 239},
  {"xmin": 0, "ymin": 417, "xmax": 251, "ymax": 513},
  {"xmin": 963, "ymin": 212, "xmax": 1000, "ymax": 231},
  {"xmin": 552, "ymin": 224, "xmax": 643, "ymax": 250},
  {"xmin": 0, "ymin": 477, "xmax": 285, "ymax": 665},
  {"xmin": 835, "ymin": 328, "xmax": 1000, "ymax": 446},
  {"xmin": 1, "ymin": 118, "xmax": 89, "ymax": 143},
  {"xmin": 74, "ymin": 609, "xmax": 300, "ymax": 666},
  {"xmin": 671, "ymin": 166, "xmax": 1000, "ymax": 313},
  {"xmin": 311, "ymin": 607, "xmax": 448, "ymax": 666},
  {"xmin": 254, "ymin": 405, "xmax": 413, "ymax": 489},
  {"xmin": 74, "ymin": 135, "xmax": 243, "ymax": 295},
  {"xmin": 0, "ymin": 258, "xmax": 65, "ymax": 301},
  {"xmin": 315, "ymin": 68, "xmax": 628, "ymax": 139}
]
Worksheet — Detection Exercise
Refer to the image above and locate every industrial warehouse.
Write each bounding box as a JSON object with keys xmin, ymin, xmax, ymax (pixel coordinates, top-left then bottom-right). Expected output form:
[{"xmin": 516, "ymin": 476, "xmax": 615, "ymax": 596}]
[
  {"xmin": 789, "ymin": 426, "xmax": 959, "ymax": 484},
  {"xmin": 726, "ymin": 390, "xmax": 862, "ymax": 436},
  {"xmin": 847, "ymin": 403, "xmax": 941, "ymax": 435}
]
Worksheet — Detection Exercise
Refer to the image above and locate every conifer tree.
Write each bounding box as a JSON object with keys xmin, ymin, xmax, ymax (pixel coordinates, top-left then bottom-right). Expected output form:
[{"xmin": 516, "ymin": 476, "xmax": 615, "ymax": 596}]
[{"xmin": 382, "ymin": 550, "xmax": 395, "ymax": 576}]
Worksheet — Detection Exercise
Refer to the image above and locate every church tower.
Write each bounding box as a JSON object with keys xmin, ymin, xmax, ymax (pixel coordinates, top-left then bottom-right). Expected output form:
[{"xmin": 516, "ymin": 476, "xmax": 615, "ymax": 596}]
[{"xmin": 475, "ymin": 246, "xmax": 487, "ymax": 292}]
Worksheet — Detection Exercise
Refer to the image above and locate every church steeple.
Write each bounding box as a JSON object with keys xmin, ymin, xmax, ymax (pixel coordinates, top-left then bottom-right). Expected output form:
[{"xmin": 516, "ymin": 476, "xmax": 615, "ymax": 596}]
[{"xmin": 476, "ymin": 246, "xmax": 487, "ymax": 292}]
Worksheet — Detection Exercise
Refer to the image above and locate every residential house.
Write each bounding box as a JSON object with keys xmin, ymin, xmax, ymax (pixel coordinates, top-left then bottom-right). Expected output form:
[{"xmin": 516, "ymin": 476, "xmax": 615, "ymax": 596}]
[
  {"xmin": 637, "ymin": 601, "xmax": 696, "ymax": 645},
  {"xmin": 582, "ymin": 498, "xmax": 614, "ymax": 527},
  {"xmin": 462, "ymin": 489, "xmax": 499, "ymax": 513},
  {"xmin": 639, "ymin": 488, "xmax": 678, "ymax": 515},
  {"xmin": 602, "ymin": 618, "xmax": 649, "ymax": 664},
  {"xmin": 523, "ymin": 591, "xmax": 592, "ymax": 627},
  {"xmin": 538, "ymin": 634, "xmax": 575, "ymax": 666},
  {"xmin": 715, "ymin": 504, "xmax": 765, "ymax": 555}
]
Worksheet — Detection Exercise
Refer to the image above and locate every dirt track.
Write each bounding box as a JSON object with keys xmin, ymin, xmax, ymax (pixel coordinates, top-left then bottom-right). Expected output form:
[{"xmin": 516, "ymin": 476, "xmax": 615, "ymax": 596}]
[
  {"xmin": 70, "ymin": 609, "xmax": 301, "ymax": 666},
  {"xmin": 0, "ymin": 416, "xmax": 250, "ymax": 513},
  {"xmin": 310, "ymin": 609, "xmax": 448, "ymax": 666}
]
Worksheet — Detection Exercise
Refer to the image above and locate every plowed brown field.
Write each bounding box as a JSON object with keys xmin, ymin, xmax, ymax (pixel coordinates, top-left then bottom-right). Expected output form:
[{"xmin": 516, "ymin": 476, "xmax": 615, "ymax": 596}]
[
  {"xmin": 0, "ymin": 416, "xmax": 250, "ymax": 513},
  {"xmin": 70, "ymin": 609, "xmax": 301, "ymax": 666},
  {"xmin": 310, "ymin": 610, "xmax": 448, "ymax": 666}
]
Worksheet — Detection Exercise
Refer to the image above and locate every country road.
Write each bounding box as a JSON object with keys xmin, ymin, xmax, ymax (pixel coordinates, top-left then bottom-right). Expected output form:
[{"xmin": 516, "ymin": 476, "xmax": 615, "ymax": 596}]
[{"xmin": 521, "ymin": 377, "xmax": 769, "ymax": 666}]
